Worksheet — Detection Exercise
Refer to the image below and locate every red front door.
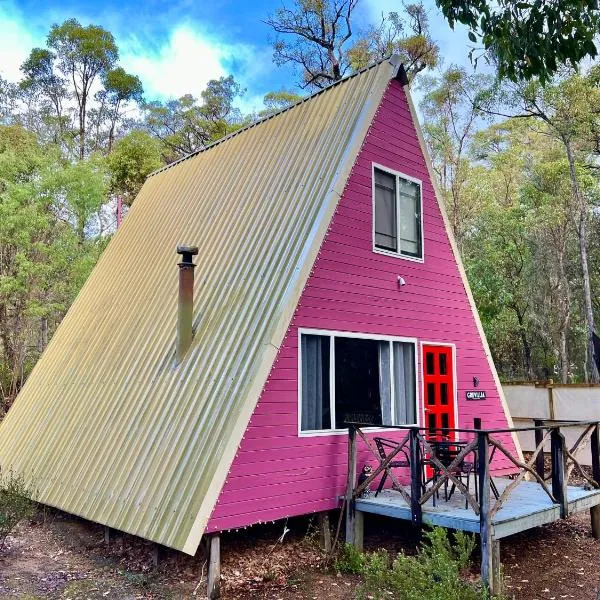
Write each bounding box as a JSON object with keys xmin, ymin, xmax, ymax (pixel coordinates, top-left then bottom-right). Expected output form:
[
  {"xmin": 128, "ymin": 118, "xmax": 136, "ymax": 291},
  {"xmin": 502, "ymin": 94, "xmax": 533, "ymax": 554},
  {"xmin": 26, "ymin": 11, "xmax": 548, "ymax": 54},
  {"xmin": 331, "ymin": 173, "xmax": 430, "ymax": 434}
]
[{"xmin": 422, "ymin": 345, "xmax": 456, "ymax": 439}]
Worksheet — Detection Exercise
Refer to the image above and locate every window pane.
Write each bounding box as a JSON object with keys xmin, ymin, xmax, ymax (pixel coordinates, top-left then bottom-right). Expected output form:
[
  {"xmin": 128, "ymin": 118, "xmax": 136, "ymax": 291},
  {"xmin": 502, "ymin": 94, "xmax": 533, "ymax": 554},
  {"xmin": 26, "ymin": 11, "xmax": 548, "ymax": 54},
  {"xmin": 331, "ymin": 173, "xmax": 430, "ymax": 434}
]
[
  {"xmin": 392, "ymin": 341, "xmax": 416, "ymax": 424},
  {"xmin": 398, "ymin": 178, "xmax": 422, "ymax": 258},
  {"xmin": 440, "ymin": 382, "xmax": 448, "ymax": 405},
  {"xmin": 334, "ymin": 337, "xmax": 382, "ymax": 428},
  {"xmin": 439, "ymin": 353, "xmax": 447, "ymax": 375},
  {"xmin": 427, "ymin": 383, "xmax": 435, "ymax": 405},
  {"xmin": 428, "ymin": 413, "xmax": 436, "ymax": 433},
  {"xmin": 374, "ymin": 169, "xmax": 397, "ymax": 251},
  {"xmin": 300, "ymin": 334, "xmax": 331, "ymax": 431},
  {"xmin": 426, "ymin": 352, "xmax": 435, "ymax": 375}
]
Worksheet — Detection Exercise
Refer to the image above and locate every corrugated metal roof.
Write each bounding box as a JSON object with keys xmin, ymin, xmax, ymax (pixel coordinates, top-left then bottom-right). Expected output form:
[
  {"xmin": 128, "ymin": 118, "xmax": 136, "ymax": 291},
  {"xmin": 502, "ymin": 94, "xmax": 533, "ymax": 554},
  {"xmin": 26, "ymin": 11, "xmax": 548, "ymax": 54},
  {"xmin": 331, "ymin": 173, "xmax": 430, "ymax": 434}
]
[{"xmin": 0, "ymin": 56, "xmax": 398, "ymax": 554}]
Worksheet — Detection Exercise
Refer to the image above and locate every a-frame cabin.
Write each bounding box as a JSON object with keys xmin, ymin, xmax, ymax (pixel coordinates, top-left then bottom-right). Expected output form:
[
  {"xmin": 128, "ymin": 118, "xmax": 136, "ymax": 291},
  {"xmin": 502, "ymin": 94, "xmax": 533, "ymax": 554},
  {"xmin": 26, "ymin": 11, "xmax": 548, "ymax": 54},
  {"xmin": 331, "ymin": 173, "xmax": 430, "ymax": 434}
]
[{"xmin": 0, "ymin": 56, "xmax": 522, "ymax": 576}]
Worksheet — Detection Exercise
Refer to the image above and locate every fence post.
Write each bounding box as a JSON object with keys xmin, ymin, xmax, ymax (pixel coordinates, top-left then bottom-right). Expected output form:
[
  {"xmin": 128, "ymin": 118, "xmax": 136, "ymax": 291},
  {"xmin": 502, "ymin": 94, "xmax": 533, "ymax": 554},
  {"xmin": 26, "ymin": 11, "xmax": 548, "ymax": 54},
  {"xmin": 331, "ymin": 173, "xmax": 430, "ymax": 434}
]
[
  {"xmin": 409, "ymin": 427, "xmax": 422, "ymax": 530},
  {"xmin": 478, "ymin": 431, "xmax": 493, "ymax": 593},
  {"xmin": 551, "ymin": 427, "xmax": 568, "ymax": 518},
  {"xmin": 590, "ymin": 424, "xmax": 600, "ymax": 539},
  {"xmin": 534, "ymin": 419, "xmax": 545, "ymax": 478},
  {"xmin": 345, "ymin": 425, "xmax": 358, "ymax": 546},
  {"xmin": 547, "ymin": 379, "xmax": 556, "ymax": 420}
]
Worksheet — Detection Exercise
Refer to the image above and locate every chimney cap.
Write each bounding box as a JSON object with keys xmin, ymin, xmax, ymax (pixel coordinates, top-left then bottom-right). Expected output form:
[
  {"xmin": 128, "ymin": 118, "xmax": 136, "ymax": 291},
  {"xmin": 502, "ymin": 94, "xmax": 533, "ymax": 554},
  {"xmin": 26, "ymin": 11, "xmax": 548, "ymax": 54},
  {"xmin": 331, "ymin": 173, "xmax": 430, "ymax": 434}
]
[{"xmin": 177, "ymin": 245, "xmax": 199, "ymax": 256}]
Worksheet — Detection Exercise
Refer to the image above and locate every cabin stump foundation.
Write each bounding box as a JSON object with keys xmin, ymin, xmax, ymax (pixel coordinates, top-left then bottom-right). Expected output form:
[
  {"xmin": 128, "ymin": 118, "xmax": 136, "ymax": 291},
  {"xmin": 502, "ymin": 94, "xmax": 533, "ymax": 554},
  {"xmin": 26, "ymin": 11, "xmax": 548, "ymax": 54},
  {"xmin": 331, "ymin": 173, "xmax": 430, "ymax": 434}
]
[
  {"xmin": 104, "ymin": 526, "xmax": 110, "ymax": 546},
  {"xmin": 353, "ymin": 510, "xmax": 364, "ymax": 552},
  {"xmin": 318, "ymin": 512, "xmax": 332, "ymax": 552},
  {"xmin": 207, "ymin": 534, "xmax": 221, "ymax": 600},
  {"xmin": 591, "ymin": 505, "xmax": 600, "ymax": 539},
  {"xmin": 491, "ymin": 540, "xmax": 502, "ymax": 595}
]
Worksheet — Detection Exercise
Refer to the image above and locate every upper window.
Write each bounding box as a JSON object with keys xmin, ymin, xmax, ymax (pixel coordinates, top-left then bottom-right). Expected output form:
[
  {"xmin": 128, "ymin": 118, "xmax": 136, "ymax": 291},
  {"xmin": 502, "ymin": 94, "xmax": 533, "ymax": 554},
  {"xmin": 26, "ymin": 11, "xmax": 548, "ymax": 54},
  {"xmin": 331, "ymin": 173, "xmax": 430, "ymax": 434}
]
[
  {"xmin": 300, "ymin": 331, "xmax": 417, "ymax": 433},
  {"xmin": 373, "ymin": 166, "xmax": 423, "ymax": 260}
]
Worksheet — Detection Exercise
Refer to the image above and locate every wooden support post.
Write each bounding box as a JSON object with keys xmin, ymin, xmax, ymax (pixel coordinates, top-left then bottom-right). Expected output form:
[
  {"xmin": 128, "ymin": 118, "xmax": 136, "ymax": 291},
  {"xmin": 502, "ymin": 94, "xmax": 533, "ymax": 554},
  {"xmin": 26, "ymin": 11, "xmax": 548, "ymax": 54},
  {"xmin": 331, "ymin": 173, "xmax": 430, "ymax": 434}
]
[
  {"xmin": 345, "ymin": 425, "xmax": 358, "ymax": 547},
  {"xmin": 591, "ymin": 424, "xmax": 600, "ymax": 485},
  {"xmin": 409, "ymin": 427, "xmax": 422, "ymax": 531},
  {"xmin": 534, "ymin": 419, "xmax": 545, "ymax": 478},
  {"xmin": 318, "ymin": 512, "xmax": 332, "ymax": 553},
  {"xmin": 551, "ymin": 427, "xmax": 568, "ymax": 518},
  {"xmin": 491, "ymin": 540, "xmax": 502, "ymax": 596},
  {"xmin": 207, "ymin": 534, "xmax": 221, "ymax": 600},
  {"xmin": 591, "ymin": 505, "xmax": 600, "ymax": 540},
  {"xmin": 478, "ymin": 432, "xmax": 492, "ymax": 592},
  {"xmin": 104, "ymin": 525, "xmax": 110, "ymax": 546},
  {"xmin": 152, "ymin": 544, "xmax": 161, "ymax": 567},
  {"xmin": 353, "ymin": 510, "xmax": 364, "ymax": 552},
  {"xmin": 590, "ymin": 425, "xmax": 600, "ymax": 539}
]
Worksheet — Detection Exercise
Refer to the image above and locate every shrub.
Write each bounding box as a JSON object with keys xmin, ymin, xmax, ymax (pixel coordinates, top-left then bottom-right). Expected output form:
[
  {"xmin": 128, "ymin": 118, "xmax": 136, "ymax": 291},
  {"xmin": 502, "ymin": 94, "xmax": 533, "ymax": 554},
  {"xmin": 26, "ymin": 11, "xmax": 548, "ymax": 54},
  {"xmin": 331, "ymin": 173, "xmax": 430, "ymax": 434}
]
[
  {"xmin": 335, "ymin": 542, "xmax": 367, "ymax": 574},
  {"xmin": 0, "ymin": 470, "xmax": 36, "ymax": 545},
  {"xmin": 338, "ymin": 527, "xmax": 497, "ymax": 600}
]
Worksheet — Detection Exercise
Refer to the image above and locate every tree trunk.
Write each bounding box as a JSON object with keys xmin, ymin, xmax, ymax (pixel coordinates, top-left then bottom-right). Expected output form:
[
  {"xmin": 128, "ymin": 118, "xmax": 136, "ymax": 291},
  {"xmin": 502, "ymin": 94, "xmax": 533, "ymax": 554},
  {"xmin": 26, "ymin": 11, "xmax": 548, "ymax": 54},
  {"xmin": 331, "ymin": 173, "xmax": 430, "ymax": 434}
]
[
  {"xmin": 79, "ymin": 96, "xmax": 87, "ymax": 160},
  {"xmin": 564, "ymin": 139, "xmax": 598, "ymax": 382},
  {"xmin": 515, "ymin": 307, "xmax": 533, "ymax": 379}
]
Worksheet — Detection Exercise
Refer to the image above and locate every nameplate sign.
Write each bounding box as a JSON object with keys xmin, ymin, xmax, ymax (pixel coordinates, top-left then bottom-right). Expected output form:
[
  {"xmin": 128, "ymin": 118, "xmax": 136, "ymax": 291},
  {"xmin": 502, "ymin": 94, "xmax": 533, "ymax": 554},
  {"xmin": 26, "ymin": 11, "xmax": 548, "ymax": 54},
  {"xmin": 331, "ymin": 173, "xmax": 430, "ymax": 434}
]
[{"xmin": 466, "ymin": 390, "xmax": 486, "ymax": 401}]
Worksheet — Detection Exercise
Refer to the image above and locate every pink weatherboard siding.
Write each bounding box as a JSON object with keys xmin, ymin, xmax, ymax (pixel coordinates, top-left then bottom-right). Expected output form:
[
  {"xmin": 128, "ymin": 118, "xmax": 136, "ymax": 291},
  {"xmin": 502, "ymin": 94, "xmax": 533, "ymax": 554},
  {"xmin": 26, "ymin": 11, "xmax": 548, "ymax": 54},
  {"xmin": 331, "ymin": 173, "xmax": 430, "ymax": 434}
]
[{"xmin": 206, "ymin": 79, "xmax": 516, "ymax": 534}]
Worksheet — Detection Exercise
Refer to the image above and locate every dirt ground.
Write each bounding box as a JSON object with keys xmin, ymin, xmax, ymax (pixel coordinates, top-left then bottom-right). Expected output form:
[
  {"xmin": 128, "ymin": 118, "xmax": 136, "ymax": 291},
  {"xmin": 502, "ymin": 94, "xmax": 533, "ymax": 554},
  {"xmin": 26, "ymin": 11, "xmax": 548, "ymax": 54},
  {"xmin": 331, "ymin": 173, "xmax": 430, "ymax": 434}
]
[{"xmin": 0, "ymin": 507, "xmax": 598, "ymax": 599}]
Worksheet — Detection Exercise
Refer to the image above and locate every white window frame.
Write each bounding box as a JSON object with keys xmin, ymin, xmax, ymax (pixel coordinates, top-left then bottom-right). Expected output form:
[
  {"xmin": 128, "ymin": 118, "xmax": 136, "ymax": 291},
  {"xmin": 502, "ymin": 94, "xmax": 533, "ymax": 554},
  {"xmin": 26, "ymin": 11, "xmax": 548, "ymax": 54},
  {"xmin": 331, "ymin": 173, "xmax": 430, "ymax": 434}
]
[
  {"xmin": 372, "ymin": 162, "xmax": 424, "ymax": 263},
  {"xmin": 419, "ymin": 341, "xmax": 459, "ymax": 440},
  {"xmin": 298, "ymin": 328, "xmax": 420, "ymax": 437}
]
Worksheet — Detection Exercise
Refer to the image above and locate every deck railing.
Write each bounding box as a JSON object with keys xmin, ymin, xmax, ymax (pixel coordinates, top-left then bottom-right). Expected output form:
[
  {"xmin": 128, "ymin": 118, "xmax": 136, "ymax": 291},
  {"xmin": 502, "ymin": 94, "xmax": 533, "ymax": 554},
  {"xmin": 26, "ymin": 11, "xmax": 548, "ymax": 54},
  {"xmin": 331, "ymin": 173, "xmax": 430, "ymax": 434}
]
[{"xmin": 345, "ymin": 420, "xmax": 600, "ymax": 586}]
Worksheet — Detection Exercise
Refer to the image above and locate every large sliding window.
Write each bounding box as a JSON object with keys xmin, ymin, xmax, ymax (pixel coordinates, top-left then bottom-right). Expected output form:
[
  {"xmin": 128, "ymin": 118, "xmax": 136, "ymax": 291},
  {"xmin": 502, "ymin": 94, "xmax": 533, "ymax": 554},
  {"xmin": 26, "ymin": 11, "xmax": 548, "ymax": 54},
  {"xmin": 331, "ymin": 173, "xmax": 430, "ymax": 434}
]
[
  {"xmin": 373, "ymin": 165, "xmax": 423, "ymax": 260},
  {"xmin": 300, "ymin": 331, "xmax": 417, "ymax": 433}
]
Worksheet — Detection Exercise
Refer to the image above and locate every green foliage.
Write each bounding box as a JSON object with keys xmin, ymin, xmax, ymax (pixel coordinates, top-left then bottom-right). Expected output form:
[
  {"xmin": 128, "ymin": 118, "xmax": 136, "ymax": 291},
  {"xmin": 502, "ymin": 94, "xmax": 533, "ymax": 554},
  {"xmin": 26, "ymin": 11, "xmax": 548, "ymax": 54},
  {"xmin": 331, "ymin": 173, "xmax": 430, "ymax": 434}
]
[
  {"xmin": 260, "ymin": 90, "xmax": 303, "ymax": 116},
  {"xmin": 435, "ymin": 0, "xmax": 599, "ymax": 83},
  {"xmin": 266, "ymin": 0, "xmax": 438, "ymax": 88},
  {"xmin": 336, "ymin": 543, "xmax": 366, "ymax": 574},
  {"xmin": 0, "ymin": 470, "xmax": 36, "ymax": 544},
  {"xmin": 348, "ymin": 6, "xmax": 439, "ymax": 81},
  {"xmin": 337, "ymin": 529, "xmax": 487, "ymax": 600},
  {"xmin": 108, "ymin": 130, "xmax": 162, "ymax": 204},
  {"xmin": 143, "ymin": 75, "xmax": 244, "ymax": 161}
]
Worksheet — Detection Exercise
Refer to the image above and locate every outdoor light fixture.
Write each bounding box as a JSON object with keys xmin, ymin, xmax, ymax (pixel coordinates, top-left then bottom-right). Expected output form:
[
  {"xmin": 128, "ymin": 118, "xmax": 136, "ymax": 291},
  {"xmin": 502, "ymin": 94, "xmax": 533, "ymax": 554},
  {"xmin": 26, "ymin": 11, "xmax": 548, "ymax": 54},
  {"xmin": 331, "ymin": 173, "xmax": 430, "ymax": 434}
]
[
  {"xmin": 397, "ymin": 276, "xmax": 406, "ymax": 287},
  {"xmin": 473, "ymin": 376, "xmax": 480, "ymax": 387}
]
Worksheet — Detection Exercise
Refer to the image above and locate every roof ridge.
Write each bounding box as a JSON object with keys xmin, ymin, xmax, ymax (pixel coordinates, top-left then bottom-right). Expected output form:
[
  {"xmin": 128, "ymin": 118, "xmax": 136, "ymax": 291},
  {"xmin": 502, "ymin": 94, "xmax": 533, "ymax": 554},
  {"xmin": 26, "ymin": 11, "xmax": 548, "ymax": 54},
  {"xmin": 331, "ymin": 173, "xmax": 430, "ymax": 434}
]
[{"xmin": 148, "ymin": 55, "xmax": 400, "ymax": 179}]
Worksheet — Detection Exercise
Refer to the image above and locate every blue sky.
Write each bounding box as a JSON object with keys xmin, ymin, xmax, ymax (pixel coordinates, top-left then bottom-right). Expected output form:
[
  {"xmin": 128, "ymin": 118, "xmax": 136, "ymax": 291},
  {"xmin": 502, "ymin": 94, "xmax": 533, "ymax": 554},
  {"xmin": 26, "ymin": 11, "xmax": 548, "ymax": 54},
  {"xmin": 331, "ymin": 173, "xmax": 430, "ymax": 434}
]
[{"xmin": 0, "ymin": 0, "xmax": 475, "ymax": 113}]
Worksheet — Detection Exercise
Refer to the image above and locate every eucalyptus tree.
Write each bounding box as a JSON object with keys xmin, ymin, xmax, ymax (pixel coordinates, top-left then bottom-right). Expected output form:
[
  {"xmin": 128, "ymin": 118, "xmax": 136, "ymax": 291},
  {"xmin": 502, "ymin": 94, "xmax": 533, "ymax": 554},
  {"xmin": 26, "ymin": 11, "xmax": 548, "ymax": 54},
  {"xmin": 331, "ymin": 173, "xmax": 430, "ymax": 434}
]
[
  {"xmin": 435, "ymin": 0, "xmax": 599, "ymax": 82},
  {"xmin": 419, "ymin": 67, "xmax": 490, "ymax": 251},
  {"xmin": 143, "ymin": 76, "xmax": 244, "ymax": 161},
  {"xmin": 265, "ymin": 0, "xmax": 439, "ymax": 89}
]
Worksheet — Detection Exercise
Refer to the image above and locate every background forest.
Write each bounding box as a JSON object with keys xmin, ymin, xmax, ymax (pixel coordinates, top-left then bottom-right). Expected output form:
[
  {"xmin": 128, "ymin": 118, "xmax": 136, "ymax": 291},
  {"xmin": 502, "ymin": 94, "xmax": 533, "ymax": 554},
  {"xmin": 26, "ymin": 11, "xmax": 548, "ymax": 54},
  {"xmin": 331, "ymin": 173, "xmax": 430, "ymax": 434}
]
[{"xmin": 1, "ymin": 0, "xmax": 600, "ymax": 411}]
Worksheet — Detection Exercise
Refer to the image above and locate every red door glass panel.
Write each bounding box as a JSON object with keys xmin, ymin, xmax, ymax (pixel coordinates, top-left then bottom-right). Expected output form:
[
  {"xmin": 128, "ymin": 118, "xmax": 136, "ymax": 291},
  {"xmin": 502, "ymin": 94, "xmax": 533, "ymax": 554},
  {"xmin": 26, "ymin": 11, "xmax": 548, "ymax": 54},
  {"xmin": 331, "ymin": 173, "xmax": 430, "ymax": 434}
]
[{"xmin": 422, "ymin": 345, "xmax": 456, "ymax": 440}]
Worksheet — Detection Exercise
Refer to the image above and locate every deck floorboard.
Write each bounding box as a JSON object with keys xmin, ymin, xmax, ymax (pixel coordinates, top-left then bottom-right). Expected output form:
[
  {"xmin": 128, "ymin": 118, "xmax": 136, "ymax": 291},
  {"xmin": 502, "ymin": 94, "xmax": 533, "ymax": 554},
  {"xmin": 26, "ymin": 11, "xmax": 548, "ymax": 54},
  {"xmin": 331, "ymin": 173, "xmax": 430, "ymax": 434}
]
[{"xmin": 355, "ymin": 478, "xmax": 600, "ymax": 539}]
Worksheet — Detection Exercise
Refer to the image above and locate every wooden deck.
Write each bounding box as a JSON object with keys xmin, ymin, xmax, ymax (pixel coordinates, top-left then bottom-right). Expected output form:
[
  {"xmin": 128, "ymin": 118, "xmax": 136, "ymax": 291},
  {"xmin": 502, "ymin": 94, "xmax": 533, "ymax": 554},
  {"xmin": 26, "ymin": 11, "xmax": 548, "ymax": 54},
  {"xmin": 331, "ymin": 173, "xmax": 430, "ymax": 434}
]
[{"xmin": 356, "ymin": 478, "xmax": 600, "ymax": 539}]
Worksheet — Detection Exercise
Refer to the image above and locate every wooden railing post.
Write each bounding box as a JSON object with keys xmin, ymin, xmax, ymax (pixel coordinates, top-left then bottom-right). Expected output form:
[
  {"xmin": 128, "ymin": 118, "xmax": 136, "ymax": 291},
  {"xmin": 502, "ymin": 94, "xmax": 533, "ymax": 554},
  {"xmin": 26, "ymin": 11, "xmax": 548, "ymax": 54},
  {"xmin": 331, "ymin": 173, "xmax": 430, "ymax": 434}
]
[
  {"xmin": 551, "ymin": 427, "xmax": 568, "ymax": 518},
  {"xmin": 590, "ymin": 424, "xmax": 600, "ymax": 539},
  {"xmin": 592, "ymin": 424, "xmax": 600, "ymax": 485},
  {"xmin": 345, "ymin": 425, "xmax": 358, "ymax": 546},
  {"xmin": 534, "ymin": 419, "xmax": 545, "ymax": 478},
  {"xmin": 478, "ymin": 431, "xmax": 493, "ymax": 592},
  {"xmin": 409, "ymin": 427, "xmax": 422, "ymax": 530}
]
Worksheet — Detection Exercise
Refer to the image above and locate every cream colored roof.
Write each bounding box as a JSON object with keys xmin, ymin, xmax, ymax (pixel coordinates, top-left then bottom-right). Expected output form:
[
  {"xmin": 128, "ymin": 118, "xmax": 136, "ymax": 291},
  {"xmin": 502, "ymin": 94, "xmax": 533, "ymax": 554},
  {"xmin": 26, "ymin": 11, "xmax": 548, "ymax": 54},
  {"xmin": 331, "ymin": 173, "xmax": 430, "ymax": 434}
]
[{"xmin": 0, "ymin": 57, "xmax": 400, "ymax": 553}]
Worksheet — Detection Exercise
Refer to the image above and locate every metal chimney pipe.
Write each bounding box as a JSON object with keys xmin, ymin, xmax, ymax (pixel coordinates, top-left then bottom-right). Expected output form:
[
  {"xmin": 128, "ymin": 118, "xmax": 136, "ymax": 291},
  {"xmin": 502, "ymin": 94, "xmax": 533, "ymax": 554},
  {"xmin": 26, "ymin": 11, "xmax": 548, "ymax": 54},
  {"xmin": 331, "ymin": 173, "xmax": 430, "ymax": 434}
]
[{"xmin": 176, "ymin": 245, "xmax": 198, "ymax": 363}]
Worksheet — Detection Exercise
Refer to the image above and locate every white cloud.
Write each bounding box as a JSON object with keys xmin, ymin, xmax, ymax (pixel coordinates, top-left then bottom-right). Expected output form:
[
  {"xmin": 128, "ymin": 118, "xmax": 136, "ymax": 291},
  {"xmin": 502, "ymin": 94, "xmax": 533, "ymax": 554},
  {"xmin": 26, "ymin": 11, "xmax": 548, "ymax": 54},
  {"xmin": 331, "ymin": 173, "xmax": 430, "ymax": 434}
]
[
  {"xmin": 0, "ymin": 5, "xmax": 272, "ymax": 113},
  {"xmin": 0, "ymin": 4, "xmax": 41, "ymax": 81},
  {"xmin": 119, "ymin": 25, "xmax": 270, "ymax": 105},
  {"xmin": 120, "ymin": 26, "xmax": 227, "ymax": 100}
]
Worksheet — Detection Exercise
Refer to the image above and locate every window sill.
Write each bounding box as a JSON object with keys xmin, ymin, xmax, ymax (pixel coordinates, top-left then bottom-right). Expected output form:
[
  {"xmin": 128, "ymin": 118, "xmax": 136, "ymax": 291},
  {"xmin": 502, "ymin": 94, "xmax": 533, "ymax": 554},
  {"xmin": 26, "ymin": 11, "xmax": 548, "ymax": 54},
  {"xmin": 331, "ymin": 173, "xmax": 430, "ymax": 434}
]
[
  {"xmin": 298, "ymin": 425, "xmax": 418, "ymax": 438},
  {"xmin": 373, "ymin": 247, "xmax": 424, "ymax": 263}
]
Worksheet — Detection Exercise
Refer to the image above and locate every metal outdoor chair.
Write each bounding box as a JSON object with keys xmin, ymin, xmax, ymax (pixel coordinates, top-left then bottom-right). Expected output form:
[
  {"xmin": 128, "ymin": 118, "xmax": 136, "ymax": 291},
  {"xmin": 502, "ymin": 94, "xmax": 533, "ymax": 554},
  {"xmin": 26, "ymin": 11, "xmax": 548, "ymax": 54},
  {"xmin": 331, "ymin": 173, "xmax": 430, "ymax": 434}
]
[{"xmin": 373, "ymin": 436, "xmax": 413, "ymax": 497}]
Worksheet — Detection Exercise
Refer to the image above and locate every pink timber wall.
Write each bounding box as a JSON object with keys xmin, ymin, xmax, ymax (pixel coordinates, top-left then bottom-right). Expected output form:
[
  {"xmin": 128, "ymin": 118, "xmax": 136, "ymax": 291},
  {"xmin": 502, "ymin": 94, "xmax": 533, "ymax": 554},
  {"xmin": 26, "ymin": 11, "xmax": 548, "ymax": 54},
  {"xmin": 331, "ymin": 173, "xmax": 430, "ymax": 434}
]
[{"xmin": 205, "ymin": 79, "xmax": 517, "ymax": 534}]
